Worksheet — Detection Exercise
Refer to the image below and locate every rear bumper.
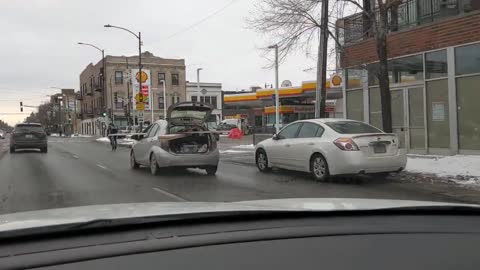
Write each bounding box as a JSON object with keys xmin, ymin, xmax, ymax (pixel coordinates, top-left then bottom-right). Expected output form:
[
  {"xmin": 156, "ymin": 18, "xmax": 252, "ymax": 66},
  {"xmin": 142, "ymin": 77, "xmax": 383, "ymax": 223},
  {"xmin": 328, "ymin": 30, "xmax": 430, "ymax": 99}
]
[
  {"xmin": 328, "ymin": 149, "xmax": 407, "ymax": 175},
  {"xmin": 11, "ymin": 139, "xmax": 47, "ymax": 149},
  {"xmin": 155, "ymin": 149, "xmax": 220, "ymax": 168}
]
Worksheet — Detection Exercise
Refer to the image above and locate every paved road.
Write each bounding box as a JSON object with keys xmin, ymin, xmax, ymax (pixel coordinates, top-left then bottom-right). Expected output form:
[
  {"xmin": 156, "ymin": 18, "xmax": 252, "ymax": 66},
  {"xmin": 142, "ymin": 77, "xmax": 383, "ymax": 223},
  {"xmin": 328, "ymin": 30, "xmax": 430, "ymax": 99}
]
[{"xmin": 0, "ymin": 136, "xmax": 479, "ymax": 214}]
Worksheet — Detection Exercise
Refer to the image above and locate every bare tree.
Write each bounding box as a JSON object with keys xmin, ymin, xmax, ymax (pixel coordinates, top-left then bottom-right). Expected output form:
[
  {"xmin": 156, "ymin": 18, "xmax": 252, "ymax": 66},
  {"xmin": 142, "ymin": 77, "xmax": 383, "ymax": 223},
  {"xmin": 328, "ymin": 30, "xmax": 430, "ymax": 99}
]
[
  {"xmin": 339, "ymin": 0, "xmax": 402, "ymax": 132},
  {"xmin": 249, "ymin": 0, "xmax": 402, "ymax": 132}
]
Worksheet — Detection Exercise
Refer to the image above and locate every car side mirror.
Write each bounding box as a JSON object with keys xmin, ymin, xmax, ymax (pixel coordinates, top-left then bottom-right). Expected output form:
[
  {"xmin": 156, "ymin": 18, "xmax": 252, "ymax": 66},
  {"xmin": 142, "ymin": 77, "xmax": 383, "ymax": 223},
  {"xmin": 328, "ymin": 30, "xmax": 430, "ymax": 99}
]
[{"xmin": 272, "ymin": 134, "xmax": 280, "ymax": 140}]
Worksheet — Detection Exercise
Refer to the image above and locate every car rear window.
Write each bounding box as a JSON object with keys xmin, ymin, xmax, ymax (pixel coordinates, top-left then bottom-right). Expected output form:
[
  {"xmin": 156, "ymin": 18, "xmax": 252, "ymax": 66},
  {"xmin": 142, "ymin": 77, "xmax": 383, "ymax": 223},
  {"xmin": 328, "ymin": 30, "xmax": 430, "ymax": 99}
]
[
  {"xmin": 15, "ymin": 124, "xmax": 45, "ymax": 133},
  {"xmin": 325, "ymin": 121, "xmax": 382, "ymax": 134}
]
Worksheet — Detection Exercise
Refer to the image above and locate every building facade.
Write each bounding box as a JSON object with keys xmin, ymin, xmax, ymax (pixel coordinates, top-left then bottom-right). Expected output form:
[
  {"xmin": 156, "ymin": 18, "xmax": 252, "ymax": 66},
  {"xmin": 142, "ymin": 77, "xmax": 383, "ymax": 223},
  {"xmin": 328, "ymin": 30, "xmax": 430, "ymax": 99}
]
[
  {"xmin": 50, "ymin": 89, "xmax": 78, "ymax": 135},
  {"xmin": 339, "ymin": 0, "xmax": 480, "ymax": 155},
  {"xmin": 186, "ymin": 82, "xmax": 223, "ymax": 123},
  {"xmin": 79, "ymin": 51, "xmax": 186, "ymax": 135}
]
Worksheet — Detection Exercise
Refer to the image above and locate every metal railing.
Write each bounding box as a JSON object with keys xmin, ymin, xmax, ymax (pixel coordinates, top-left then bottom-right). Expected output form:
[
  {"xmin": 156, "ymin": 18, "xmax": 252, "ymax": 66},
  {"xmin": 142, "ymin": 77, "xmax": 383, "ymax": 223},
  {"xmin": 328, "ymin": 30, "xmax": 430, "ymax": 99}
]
[{"xmin": 341, "ymin": 0, "xmax": 462, "ymax": 45}]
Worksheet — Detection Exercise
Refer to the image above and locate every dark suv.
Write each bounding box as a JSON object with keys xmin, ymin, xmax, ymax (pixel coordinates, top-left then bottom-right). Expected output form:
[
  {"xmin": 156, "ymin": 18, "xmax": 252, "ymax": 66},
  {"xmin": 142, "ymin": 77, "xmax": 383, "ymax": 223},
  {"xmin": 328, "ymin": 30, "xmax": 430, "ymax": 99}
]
[{"xmin": 10, "ymin": 123, "xmax": 48, "ymax": 153}]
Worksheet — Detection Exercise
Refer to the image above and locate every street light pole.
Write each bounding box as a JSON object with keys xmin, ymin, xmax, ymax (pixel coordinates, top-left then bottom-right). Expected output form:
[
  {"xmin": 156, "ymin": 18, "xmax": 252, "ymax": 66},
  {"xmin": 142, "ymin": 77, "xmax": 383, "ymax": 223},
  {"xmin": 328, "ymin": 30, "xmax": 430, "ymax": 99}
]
[
  {"xmin": 161, "ymin": 80, "xmax": 167, "ymax": 119},
  {"xmin": 104, "ymin": 25, "xmax": 143, "ymax": 125},
  {"xmin": 197, "ymin": 68, "xmax": 203, "ymax": 96},
  {"xmin": 268, "ymin": 44, "xmax": 280, "ymax": 133},
  {"xmin": 77, "ymin": 42, "xmax": 108, "ymax": 124}
]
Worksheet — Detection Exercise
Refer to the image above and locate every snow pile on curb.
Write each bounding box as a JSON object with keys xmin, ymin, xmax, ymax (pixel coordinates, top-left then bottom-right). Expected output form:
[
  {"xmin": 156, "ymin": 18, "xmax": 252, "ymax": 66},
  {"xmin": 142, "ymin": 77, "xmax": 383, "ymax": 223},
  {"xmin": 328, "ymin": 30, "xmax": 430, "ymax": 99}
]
[
  {"xmin": 232, "ymin": 144, "xmax": 255, "ymax": 150},
  {"xmin": 406, "ymin": 155, "xmax": 480, "ymax": 186},
  {"xmin": 96, "ymin": 137, "xmax": 111, "ymax": 143}
]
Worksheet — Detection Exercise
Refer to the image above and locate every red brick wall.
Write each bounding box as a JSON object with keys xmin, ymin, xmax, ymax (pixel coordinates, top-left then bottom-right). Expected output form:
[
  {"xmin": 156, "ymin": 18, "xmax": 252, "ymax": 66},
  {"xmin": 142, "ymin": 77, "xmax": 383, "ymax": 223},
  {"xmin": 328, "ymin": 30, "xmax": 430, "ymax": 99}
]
[{"xmin": 341, "ymin": 11, "xmax": 480, "ymax": 67}]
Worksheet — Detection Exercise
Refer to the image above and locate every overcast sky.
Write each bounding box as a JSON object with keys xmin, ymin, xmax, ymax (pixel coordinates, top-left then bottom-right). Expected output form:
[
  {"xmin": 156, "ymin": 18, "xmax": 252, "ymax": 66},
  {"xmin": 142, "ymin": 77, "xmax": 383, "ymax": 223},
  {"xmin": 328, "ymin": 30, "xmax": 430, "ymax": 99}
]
[{"xmin": 0, "ymin": 0, "xmax": 329, "ymax": 125}]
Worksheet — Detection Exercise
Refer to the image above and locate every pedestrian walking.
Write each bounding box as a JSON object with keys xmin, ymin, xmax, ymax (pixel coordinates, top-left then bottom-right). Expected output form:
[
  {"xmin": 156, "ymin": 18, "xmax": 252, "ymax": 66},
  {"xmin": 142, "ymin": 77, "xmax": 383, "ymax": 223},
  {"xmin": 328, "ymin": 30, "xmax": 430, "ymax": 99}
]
[{"xmin": 107, "ymin": 123, "xmax": 118, "ymax": 151}]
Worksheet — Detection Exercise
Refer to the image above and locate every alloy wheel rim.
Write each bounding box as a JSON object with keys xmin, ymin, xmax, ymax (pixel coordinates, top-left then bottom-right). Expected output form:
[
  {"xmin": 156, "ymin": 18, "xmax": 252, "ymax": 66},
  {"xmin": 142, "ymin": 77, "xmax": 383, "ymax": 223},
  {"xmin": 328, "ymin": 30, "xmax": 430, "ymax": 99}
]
[
  {"xmin": 313, "ymin": 157, "xmax": 325, "ymax": 177},
  {"xmin": 151, "ymin": 156, "xmax": 157, "ymax": 173},
  {"xmin": 257, "ymin": 153, "xmax": 266, "ymax": 170}
]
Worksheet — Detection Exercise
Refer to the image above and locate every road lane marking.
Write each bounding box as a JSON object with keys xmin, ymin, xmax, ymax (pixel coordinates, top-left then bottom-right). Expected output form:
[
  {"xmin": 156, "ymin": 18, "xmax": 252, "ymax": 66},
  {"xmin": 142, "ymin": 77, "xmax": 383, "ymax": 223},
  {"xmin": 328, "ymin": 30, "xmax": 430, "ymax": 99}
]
[
  {"xmin": 96, "ymin": 164, "xmax": 109, "ymax": 170},
  {"xmin": 152, "ymin": 188, "xmax": 188, "ymax": 202},
  {"xmin": 72, "ymin": 155, "xmax": 79, "ymax": 159}
]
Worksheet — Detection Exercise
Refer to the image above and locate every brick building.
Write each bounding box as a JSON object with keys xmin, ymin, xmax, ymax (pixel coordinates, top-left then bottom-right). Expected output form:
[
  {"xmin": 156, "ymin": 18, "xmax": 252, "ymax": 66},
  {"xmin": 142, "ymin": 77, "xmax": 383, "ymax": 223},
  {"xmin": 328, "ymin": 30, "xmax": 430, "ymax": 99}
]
[
  {"xmin": 339, "ymin": 0, "xmax": 480, "ymax": 155},
  {"xmin": 78, "ymin": 51, "xmax": 186, "ymax": 135}
]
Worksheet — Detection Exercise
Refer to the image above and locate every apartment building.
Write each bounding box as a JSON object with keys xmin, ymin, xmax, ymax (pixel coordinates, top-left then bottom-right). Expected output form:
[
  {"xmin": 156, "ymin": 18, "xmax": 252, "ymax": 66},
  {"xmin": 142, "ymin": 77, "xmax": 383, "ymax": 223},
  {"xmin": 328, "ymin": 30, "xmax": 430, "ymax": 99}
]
[
  {"xmin": 78, "ymin": 51, "xmax": 186, "ymax": 135},
  {"xmin": 339, "ymin": 0, "xmax": 480, "ymax": 155}
]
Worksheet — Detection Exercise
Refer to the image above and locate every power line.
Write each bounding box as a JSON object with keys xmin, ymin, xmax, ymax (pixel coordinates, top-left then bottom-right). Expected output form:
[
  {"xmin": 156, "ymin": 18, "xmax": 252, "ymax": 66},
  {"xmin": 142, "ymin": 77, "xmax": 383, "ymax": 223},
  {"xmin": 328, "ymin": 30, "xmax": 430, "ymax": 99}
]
[{"xmin": 163, "ymin": 0, "xmax": 240, "ymax": 41}]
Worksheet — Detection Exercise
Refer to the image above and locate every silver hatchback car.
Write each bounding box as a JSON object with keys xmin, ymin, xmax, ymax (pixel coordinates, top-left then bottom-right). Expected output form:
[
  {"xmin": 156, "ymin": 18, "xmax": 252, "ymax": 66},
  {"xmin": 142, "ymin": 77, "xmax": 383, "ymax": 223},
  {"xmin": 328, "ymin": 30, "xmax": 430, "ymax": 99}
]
[{"xmin": 130, "ymin": 102, "xmax": 220, "ymax": 175}]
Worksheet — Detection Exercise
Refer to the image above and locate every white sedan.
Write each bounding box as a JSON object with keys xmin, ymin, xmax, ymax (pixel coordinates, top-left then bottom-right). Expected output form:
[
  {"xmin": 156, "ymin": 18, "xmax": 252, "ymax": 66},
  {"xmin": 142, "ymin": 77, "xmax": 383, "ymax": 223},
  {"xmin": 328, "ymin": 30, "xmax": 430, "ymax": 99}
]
[{"xmin": 255, "ymin": 119, "xmax": 407, "ymax": 181}]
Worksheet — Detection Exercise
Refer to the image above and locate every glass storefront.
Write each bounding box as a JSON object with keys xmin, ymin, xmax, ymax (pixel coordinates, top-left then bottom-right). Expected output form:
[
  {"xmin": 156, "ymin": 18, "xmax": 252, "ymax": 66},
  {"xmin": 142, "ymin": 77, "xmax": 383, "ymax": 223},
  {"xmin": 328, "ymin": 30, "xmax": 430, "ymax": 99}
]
[
  {"xmin": 346, "ymin": 89, "xmax": 363, "ymax": 121},
  {"xmin": 457, "ymin": 75, "xmax": 480, "ymax": 150},
  {"xmin": 368, "ymin": 88, "xmax": 383, "ymax": 130},
  {"xmin": 426, "ymin": 79, "xmax": 450, "ymax": 149},
  {"xmin": 408, "ymin": 87, "xmax": 426, "ymax": 150},
  {"xmin": 345, "ymin": 42, "xmax": 480, "ymax": 154}
]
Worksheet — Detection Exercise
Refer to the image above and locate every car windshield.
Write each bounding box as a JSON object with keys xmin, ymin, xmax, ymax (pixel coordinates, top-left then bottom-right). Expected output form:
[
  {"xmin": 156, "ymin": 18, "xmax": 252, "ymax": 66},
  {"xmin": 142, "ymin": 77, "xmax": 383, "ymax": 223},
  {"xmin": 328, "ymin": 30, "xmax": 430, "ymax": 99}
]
[
  {"xmin": 0, "ymin": 0, "xmax": 480, "ymax": 238},
  {"xmin": 325, "ymin": 121, "xmax": 382, "ymax": 134}
]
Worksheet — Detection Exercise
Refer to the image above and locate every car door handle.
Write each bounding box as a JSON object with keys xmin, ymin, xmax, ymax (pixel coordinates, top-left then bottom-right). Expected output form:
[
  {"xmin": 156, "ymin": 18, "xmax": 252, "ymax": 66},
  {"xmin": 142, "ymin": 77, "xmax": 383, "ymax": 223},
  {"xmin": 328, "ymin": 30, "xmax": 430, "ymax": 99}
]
[
  {"xmin": 285, "ymin": 144, "xmax": 291, "ymax": 147},
  {"xmin": 307, "ymin": 142, "xmax": 314, "ymax": 146}
]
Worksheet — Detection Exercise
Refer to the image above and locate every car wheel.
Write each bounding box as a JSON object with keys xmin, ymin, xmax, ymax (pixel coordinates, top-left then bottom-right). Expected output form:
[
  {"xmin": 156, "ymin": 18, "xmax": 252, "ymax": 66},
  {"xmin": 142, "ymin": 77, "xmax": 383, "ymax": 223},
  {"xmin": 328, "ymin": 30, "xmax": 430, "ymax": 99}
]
[
  {"xmin": 41, "ymin": 147, "xmax": 48, "ymax": 153},
  {"xmin": 150, "ymin": 154, "xmax": 160, "ymax": 176},
  {"xmin": 206, "ymin": 166, "xmax": 218, "ymax": 175},
  {"xmin": 310, "ymin": 154, "xmax": 329, "ymax": 181},
  {"xmin": 256, "ymin": 149, "xmax": 271, "ymax": 172},
  {"xmin": 130, "ymin": 151, "xmax": 140, "ymax": 169},
  {"xmin": 9, "ymin": 146, "xmax": 15, "ymax": 153}
]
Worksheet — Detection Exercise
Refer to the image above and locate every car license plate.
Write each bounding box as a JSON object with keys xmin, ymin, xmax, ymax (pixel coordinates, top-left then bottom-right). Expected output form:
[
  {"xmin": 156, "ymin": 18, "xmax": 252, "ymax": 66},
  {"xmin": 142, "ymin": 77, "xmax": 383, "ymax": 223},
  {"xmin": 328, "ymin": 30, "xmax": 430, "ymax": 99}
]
[
  {"xmin": 25, "ymin": 134, "xmax": 33, "ymax": 139},
  {"xmin": 373, "ymin": 144, "xmax": 386, "ymax": 154}
]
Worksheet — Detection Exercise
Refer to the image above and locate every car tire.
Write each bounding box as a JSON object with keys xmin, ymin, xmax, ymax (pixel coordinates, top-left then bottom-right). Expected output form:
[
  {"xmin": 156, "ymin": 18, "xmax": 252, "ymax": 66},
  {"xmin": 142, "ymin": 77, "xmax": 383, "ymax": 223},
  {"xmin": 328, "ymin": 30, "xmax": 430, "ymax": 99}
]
[
  {"xmin": 256, "ymin": 149, "xmax": 271, "ymax": 173},
  {"xmin": 9, "ymin": 146, "xmax": 15, "ymax": 153},
  {"xmin": 150, "ymin": 154, "xmax": 160, "ymax": 176},
  {"xmin": 206, "ymin": 166, "xmax": 218, "ymax": 175},
  {"xmin": 310, "ymin": 154, "xmax": 329, "ymax": 181},
  {"xmin": 130, "ymin": 151, "xmax": 140, "ymax": 170},
  {"xmin": 41, "ymin": 147, "xmax": 48, "ymax": 153}
]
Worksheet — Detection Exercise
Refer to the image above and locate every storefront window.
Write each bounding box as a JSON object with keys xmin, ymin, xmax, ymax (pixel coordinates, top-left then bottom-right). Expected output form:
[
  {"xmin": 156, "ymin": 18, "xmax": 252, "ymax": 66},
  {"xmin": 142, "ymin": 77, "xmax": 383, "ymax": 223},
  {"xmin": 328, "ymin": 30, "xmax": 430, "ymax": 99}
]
[
  {"xmin": 455, "ymin": 43, "xmax": 480, "ymax": 75},
  {"xmin": 390, "ymin": 55, "xmax": 424, "ymax": 83},
  {"xmin": 346, "ymin": 90, "xmax": 363, "ymax": 121},
  {"xmin": 346, "ymin": 68, "xmax": 362, "ymax": 89},
  {"xmin": 369, "ymin": 88, "xmax": 383, "ymax": 130},
  {"xmin": 426, "ymin": 79, "xmax": 450, "ymax": 149},
  {"xmin": 426, "ymin": 50, "xmax": 448, "ymax": 79},
  {"xmin": 457, "ymin": 75, "xmax": 480, "ymax": 150}
]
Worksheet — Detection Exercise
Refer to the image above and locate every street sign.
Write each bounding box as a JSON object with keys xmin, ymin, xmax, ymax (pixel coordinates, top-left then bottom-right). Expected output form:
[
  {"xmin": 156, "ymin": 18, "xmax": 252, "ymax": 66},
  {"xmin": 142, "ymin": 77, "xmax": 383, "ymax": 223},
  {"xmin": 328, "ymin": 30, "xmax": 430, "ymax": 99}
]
[
  {"xmin": 136, "ymin": 102, "xmax": 145, "ymax": 111},
  {"xmin": 135, "ymin": 93, "xmax": 145, "ymax": 103}
]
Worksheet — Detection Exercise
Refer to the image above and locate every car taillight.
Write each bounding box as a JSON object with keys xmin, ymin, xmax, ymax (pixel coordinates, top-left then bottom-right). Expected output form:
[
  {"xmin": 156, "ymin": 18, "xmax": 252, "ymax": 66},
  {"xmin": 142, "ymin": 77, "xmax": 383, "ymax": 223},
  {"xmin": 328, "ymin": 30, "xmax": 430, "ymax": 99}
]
[{"xmin": 333, "ymin": 138, "xmax": 359, "ymax": 151}]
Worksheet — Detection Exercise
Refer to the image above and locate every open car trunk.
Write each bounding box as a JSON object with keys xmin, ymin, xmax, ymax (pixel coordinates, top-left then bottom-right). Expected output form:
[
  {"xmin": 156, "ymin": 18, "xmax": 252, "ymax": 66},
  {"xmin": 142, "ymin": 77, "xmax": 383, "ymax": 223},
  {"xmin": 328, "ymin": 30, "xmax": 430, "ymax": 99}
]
[{"xmin": 165, "ymin": 125, "xmax": 215, "ymax": 154}]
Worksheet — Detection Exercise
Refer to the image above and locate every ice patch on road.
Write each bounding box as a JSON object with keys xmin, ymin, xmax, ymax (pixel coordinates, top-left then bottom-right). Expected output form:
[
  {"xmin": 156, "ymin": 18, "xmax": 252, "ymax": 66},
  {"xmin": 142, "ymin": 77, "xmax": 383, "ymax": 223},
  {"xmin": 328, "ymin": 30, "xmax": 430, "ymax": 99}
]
[{"xmin": 232, "ymin": 144, "xmax": 255, "ymax": 150}]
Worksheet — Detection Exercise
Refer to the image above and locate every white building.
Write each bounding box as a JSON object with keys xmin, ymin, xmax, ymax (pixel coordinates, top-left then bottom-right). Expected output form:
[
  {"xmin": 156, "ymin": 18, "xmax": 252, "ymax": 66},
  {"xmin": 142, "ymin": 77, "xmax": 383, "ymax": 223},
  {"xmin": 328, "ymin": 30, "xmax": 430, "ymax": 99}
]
[{"xmin": 186, "ymin": 82, "xmax": 223, "ymax": 123}]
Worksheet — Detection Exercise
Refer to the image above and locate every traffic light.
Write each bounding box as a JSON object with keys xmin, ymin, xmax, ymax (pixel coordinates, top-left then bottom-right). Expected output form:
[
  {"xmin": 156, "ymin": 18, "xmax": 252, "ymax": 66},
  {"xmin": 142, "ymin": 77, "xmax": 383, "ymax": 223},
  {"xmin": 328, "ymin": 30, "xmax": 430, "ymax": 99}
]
[{"xmin": 20, "ymin": 102, "xmax": 23, "ymax": 112}]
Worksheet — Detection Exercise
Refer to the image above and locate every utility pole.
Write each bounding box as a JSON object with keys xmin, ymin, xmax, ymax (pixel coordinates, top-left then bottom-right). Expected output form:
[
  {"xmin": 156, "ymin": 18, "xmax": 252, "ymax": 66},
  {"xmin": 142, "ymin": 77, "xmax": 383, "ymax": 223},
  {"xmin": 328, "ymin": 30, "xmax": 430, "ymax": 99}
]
[
  {"xmin": 315, "ymin": 0, "xmax": 329, "ymax": 118},
  {"xmin": 268, "ymin": 44, "xmax": 280, "ymax": 133}
]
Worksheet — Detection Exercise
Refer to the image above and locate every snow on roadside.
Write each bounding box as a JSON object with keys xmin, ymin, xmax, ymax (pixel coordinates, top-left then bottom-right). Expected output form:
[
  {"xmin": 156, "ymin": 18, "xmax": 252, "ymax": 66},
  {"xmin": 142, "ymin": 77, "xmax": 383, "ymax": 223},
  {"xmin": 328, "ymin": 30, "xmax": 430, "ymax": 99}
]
[
  {"xmin": 96, "ymin": 137, "xmax": 111, "ymax": 143},
  {"xmin": 406, "ymin": 155, "xmax": 480, "ymax": 187},
  {"xmin": 232, "ymin": 144, "xmax": 255, "ymax": 150},
  {"xmin": 220, "ymin": 150, "xmax": 252, "ymax": 154},
  {"xmin": 72, "ymin": 134, "xmax": 93, "ymax": 138}
]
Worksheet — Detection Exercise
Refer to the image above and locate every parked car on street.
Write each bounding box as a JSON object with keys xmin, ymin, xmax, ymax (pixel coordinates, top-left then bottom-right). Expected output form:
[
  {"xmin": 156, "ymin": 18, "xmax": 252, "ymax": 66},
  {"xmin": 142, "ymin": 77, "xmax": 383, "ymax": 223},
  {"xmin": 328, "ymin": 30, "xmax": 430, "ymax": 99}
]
[
  {"xmin": 0, "ymin": 129, "xmax": 5, "ymax": 139},
  {"xmin": 255, "ymin": 119, "xmax": 407, "ymax": 181},
  {"xmin": 130, "ymin": 102, "xmax": 219, "ymax": 175},
  {"xmin": 10, "ymin": 123, "xmax": 48, "ymax": 153}
]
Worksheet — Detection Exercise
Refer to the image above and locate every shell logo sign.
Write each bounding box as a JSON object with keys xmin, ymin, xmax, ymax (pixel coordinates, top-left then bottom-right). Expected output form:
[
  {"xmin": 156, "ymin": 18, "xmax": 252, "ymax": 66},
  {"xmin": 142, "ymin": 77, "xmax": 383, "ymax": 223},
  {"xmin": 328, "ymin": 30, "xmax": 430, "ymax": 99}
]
[
  {"xmin": 135, "ymin": 71, "xmax": 149, "ymax": 83},
  {"xmin": 331, "ymin": 75, "xmax": 342, "ymax": 86}
]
